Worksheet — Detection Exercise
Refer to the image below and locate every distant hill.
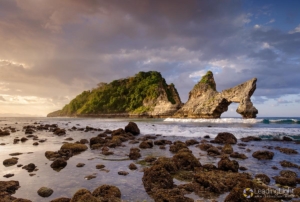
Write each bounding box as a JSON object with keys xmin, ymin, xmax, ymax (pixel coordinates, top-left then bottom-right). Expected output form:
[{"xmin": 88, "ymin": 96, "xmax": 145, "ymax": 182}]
[{"xmin": 47, "ymin": 71, "xmax": 182, "ymax": 117}]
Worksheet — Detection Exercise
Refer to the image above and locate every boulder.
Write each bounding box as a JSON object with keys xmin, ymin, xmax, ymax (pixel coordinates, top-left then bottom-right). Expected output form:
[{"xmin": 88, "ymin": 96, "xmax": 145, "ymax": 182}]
[
  {"xmin": 3, "ymin": 158, "xmax": 18, "ymax": 167},
  {"xmin": 172, "ymin": 150, "xmax": 201, "ymax": 171},
  {"xmin": 124, "ymin": 122, "xmax": 140, "ymax": 135},
  {"xmin": 60, "ymin": 143, "xmax": 87, "ymax": 153},
  {"xmin": 212, "ymin": 132, "xmax": 237, "ymax": 144},
  {"xmin": 217, "ymin": 156, "xmax": 239, "ymax": 172},
  {"xmin": 142, "ymin": 165, "xmax": 174, "ymax": 192},
  {"xmin": 129, "ymin": 148, "xmax": 141, "ymax": 160},
  {"xmin": 50, "ymin": 158, "xmax": 67, "ymax": 171},
  {"xmin": 37, "ymin": 187, "xmax": 53, "ymax": 197},
  {"xmin": 252, "ymin": 150, "xmax": 274, "ymax": 160},
  {"xmin": 128, "ymin": 163, "xmax": 137, "ymax": 170}
]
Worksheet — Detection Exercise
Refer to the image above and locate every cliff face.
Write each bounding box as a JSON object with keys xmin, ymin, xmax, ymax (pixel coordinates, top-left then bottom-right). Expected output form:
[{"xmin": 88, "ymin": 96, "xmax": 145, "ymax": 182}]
[
  {"xmin": 173, "ymin": 71, "xmax": 258, "ymax": 118},
  {"xmin": 47, "ymin": 71, "xmax": 182, "ymax": 117}
]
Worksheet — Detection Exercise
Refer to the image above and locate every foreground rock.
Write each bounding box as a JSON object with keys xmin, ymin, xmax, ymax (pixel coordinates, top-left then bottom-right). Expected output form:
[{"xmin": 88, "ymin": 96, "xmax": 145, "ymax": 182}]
[
  {"xmin": 37, "ymin": 187, "xmax": 53, "ymax": 197},
  {"xmin": 211, "ymin": 132, "xmax": 237, "ymax": 144},
  {"xmin": 252, "ymin": 150, "xmax": 274, "ymax": 160},
  {"xmin": 173, "ymin": 71, "xmax": 258, "ymax": 118},
  {"xmin": 3, "ymin": 158, "xmax": 18, "ymax": 167},
  {"xmin": 125, "ymin": 122, "xmax": 140, "ymax": 135}
]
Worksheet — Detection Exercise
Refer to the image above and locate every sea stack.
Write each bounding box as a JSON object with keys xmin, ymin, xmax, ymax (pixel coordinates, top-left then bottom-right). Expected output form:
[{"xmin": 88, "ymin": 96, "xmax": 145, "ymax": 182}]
[{"xmin": 173, "ymin": 71, "xmax": 258, "ymax": 118}]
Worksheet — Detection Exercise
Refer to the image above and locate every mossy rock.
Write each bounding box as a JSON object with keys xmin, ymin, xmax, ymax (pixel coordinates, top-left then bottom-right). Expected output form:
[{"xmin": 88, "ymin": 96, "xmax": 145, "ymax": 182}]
[
  {"xmin": 172, "ymin": 150, "xmax": 201, "ymax": 171},
  {"xmin": 60, "ymin": 143, "xmax": 88, "ymax": 153}
]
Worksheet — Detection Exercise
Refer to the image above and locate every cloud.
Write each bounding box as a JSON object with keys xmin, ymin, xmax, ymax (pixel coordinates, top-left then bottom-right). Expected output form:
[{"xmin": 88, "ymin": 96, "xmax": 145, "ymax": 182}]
[
  {"xmin": 289, "ymin": 24, "xmax": 300, "ymax": 34},
  {"xmin": 0, "ymin": 0, "xmax": 300, "ymax": 115},
  {"xmin": 0, "ymin": 96, "xmax": 5, "ymax": 101}
]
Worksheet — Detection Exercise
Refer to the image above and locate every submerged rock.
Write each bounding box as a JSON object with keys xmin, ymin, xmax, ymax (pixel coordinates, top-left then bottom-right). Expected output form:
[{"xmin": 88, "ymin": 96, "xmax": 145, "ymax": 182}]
[
  {"xmin": 218, "ymin": 156, "xmax": 239, "ymax": 172},
  {"xmin": 129, "ymin": 148, "xmax": 141, "ymax": 160},
  {"xmin": 50, "ymin": 158, "xmax": 67, "ymax": 171},
  {"xmin": 169, "ymin": 141, "xmax": 188, "ymax": 153},
  {"xmin": 252, "ymin": 150, "xmax": 274, "ymax": 160}
]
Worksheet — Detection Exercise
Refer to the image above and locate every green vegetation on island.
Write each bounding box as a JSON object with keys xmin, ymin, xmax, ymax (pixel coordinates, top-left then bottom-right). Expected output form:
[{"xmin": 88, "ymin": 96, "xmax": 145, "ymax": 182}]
[{"xmin": 47, "ymin": 71, "xmax": 181, "ymax": 117}]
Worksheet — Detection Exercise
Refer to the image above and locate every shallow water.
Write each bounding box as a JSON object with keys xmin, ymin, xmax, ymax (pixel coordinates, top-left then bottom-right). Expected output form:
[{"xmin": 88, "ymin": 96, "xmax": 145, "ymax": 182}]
[{"xmin": 0, "ymin": 117, "xmax": 300, "ymax": 201}]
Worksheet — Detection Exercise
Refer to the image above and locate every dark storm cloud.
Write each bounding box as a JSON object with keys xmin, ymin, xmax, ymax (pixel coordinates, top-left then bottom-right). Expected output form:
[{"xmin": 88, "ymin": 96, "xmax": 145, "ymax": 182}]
[{"xmin": 0, "ymin": 0, "xmax": 299, "ymax": 115}]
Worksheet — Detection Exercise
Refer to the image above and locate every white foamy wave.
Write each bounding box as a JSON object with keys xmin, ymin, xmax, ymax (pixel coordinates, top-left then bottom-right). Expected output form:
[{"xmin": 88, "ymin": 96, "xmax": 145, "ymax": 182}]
[{"xmin": 164, "ymin": 118, "xmax": 263, "ymax": 124}]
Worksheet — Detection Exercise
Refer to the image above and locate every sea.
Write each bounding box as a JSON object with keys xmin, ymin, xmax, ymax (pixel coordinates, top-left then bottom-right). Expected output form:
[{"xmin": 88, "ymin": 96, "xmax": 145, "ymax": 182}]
[{"xmin": 0, "ymin": 116, "xmax": 300, "ymax": 201}]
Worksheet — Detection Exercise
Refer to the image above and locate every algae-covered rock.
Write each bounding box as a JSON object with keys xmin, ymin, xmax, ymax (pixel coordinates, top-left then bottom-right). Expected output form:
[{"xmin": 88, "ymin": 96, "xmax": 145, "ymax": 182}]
[
  {"xmin": 217, "ymin": 156, "xmax": 239, "ymax": 172},
  {"xmin": 212, "ymin": 132, "xmax": 237, "ymax": 144},
  {"xmin": 60, "ymin": 143, "xmax": 87, "ymax": 153},
  {"xmin": 92, "ymin": 185, "xmax": 121, "ymax": 201},
  {"xmin": 172, "ymin": 150, "xmax": 201, "ymax": 171},
  {"xmin": 169, "ymin": 141, "xmax": 188, "ymax": 153},
  {"xmin": 37, "ymin": 187, "xmax": 53, "ymax": 197},
  {"xmin": 255, "ymin": 174, "xmax": 270, "ymax": 185},
  {"xmin": 129, "ymin": 148, "xmax": 141, "ymax": 160},
  {"xmin": 252, "ymin": 150, "xmax": 274, "ymax": 160},
  {"xmin": 153, "ymin": 157, "xmax": 178, "ymax": 174},
  {"xmin": 230, "ymin": 152, "xmax": 248, "ymax": 159},
  {"xmin": 151, "ymin": 188, "xmax": 194, "ymax": 202},
  {"xmin": 142, "ymin": 165, "xmax": 174, "ymax": 192},
  {"xmin": 222, "ymin": 144, "xmax": 233, "ymax": 154},
  {"xmin": 3, "ymin": 157, "xmax": 18, "ymax": 167}
]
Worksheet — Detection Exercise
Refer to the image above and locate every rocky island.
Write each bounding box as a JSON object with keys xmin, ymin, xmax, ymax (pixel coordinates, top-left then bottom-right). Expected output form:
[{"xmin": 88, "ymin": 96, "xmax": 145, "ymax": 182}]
[{"xmin": 47, "ymin": 71, "xmax": 258, "ymax": 118}]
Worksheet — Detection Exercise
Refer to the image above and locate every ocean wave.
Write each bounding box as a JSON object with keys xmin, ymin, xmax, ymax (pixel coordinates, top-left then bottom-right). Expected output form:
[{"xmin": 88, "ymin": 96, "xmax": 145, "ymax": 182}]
[
  {"xmin": 164, "ymin": 118, "xmax": 263, "ymax": 124},
  {"xmin": 263, "ymin": 119, "xmax": 300, "ymax": 124}
]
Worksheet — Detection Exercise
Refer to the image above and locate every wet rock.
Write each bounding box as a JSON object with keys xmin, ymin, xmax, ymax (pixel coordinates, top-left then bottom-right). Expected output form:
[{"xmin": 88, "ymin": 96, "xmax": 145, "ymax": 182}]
[
  {"xmin": 14, "ymin": 138, "xmax": 20, "ymax": 144},
  {"xmin": 272, "ymin": 166, "xmax": 279, "ymax": 170},
  {"xmin": 222, "ymin": 144, "xmax": 233, "ymax": 154},
  {"xmin": 21, "ymin": 137, "xmax": 28, "ymax": 142},
  {"xmin": 203, "ymin": 135, "xmax": 210, "ymax": 138},
  {"xmin": 218, "ymin": 156, "xmax": 239, "ymax": 172},
  {"xmin": 154, "ymin": 139, "xmax": 172, "ymax": 145},
  {"xmin": 193, "ymin": 169, "xmax": 251, "ymax": 194},
  {"xmin": 280, "ymin": 170, "xmax": 297, "ymax": 178},
  {"xmin": 90, "ymin": 136, "xmax": 107, "ymax": 148},
  {"xmin": 9, "ymin": 152, "xmax": 23, "ymax": 156},
  {"xmin": 3, "ymin": 157, "xmax": 18, "ymax": 167},
  {"xmin": 33, "ymin": 142, "xmax": 39, "ymax": 146},
  {"xmin": 207, "ymin": 146, "xmax": 221, "ymax": 156},
  {"xmin": 64, "ymin": 137, "xmax": 73, "ymax": 141},
  {"xmin": 240, "ymin": 136, "xmax": 262, "ymax": 142},
  {"xmin": 22, "ymin": 163, "xmax": 36, "ymax": 172},
  {"xmin": 118, "ymin": 171, "xmax": 129, "ymax": 176},
  {"xmin": 80, "ymin": 139, "xmax": 89, "ymax": 144},
  {"xmin": 50, "ymin": 158, "xmax": 67, "ymax": 171},
  {"xmin": 84, "ymin": 174, "xmax": 97, "ymax": 180},
  {"xmin": 185, "ymin": 139, "xmax": 199, "ymax": 146},
  {"xmin": 239, "ymin": 166, "xmax": 247, "ymax": 171},
  {"xmin": 129, "ymin": 148, "xmax": 141, "ymax": 160},
  {"xmin": 152, "ymin": 188, "xmax": 194, "ymax": 202},
  {"xmin": 96, "ymin": 164, "xmax": 105, "ymax": 169},
  {"xmin": 129, "ymin": 163, "xmax": 137, "ymax": 170},
  {"xmin": 153, "ymin": 157, "xmax": 178, "ymax": 174},
  {"xmin": 128, "ymin": 140, "xmax": 139, "ymax": 144},
  {"xmin": 224, "ymin": 179, "xmax": 276, "ymax": 202},
  {"xmin": 144, "ymin": 156, "xmax": 157, "ymax": 163},
  {"xmin": 0, "ymin": 180, "xmax": 20, "ymax": 200},
  {"xmin": 280, "ymin": 160, "xmax": 299, "ymax": 168},
  {"xmin": 274, "ymin": 176, "xmax": 297, "ymax": 187},
  {"xmin": 3, "ymin": 174, "xmax": 14, "ymax": 178},
  {"xmin": 159, "ymin": 145, "xmax": 166, "ymax": 149},
  {"xmin": 169, "ymin": 141, "xmax": 188, "ymax": 153},
  {"xmin": 198, "ymin": 143, "xmax": 212, "ymax": 151},
  {"xmin": 283, "ymin": 136, "xmax": 293, "ymax": 141},
  {"xmin": 252, "ymin": 150, "xmax": 274, "ymax": 160},
  {"xmin": 0, "ymin": 129, "xmax": 10, "ymax": 136},
  {"xmin": 139, "ymin": 140, "xmax": 153, "ymax": 149},
  {"xmin": 142, "ymin": 165, "xmax": 174, "ymax": 192},
  {"xmin": 230, "ymin": 152, "xmax": 248, "ymax": 159},
  {"xmin": 275, "ymin": 146, "xmax": 298, "ymax": 154},
  {"xmin": 124, "ymin": 122, "xmax": 140, "ymax": 135},
  {"xmin": 71, "ymin": 189, "xmax": 97, "ymax": 201},
  {"xmin": 202, "ymin": 164, "xmax": 217, "ymax": 171},
  {"xmin": 92, "ymin": 185, "xmax": 121, "ymax": 201},
  {"xmin": 294, "ymin": 187, "xmax": 300, "ymax": 197},
  {"xmin": 37, "ymin": 187, "xmax": 53, "ymax": 197},
  {"xmin": 50, "ymin": 197, "xmax": 71, "ymax": 202},
  {"xmin": 53, "ymin": 128, "xmax": 66, "ymax": 136},
  {"xmin": 211, "ymin": 132, "xmax": 237, "ymax": 144},
  {"xmin": 76, "ymin": 163, "xmax": 85, "ymax": 168},
  {"xmin": 45, "ymin": 151, "xmax": 61, "ymax": 160},
  {"xmin": 60, "ymin": 143, "xmax": 88, "ymax": 153},
  {"xmin": 172, "ymin": 150, "xmax": 201, "ymax": 171},
  {"xmin": 255, "ymin": 174, "xmax": 270, "ymax": 185},
  {"xmin": 101, "ymin": 146, "xmax": 114, "ymax": 155}
]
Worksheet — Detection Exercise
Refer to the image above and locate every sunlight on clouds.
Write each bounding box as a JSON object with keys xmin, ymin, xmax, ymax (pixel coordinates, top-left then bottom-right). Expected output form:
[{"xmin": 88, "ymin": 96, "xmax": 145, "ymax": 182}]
[
  {"xmin": 289, "ymin": 24, "xmax": 300, "ymax": 34},
  {"xmin": 189, "ymin": 70, "xmax": 207, "ymax": 78},
  {"xmin": 0, "ymin": 59, "xmax": 30, "ymax": 69}
]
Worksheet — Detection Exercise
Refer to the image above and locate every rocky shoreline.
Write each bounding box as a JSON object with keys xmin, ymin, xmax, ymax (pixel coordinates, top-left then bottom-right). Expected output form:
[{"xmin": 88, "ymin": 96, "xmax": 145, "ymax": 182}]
[{"xmin": 1, "ymin": 120, "xmax": 300, "ymax": 201}]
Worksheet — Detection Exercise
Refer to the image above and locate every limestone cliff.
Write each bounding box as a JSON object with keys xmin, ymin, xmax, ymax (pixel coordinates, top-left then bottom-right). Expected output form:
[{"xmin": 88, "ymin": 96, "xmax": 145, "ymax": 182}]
[
  {"xmin": 173, "ymin": 71, "xmax": 258, "ymax": 118},
  {"xmin": 47, "ymin": 71, "xmax": 182, "ymax": 117}
]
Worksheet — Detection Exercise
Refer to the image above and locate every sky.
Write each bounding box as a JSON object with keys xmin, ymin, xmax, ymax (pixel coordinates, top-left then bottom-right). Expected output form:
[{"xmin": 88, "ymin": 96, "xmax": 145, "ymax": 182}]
[{"xmin": 0, "ymin": 0, "xmax": 300, "ymax": 117}]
